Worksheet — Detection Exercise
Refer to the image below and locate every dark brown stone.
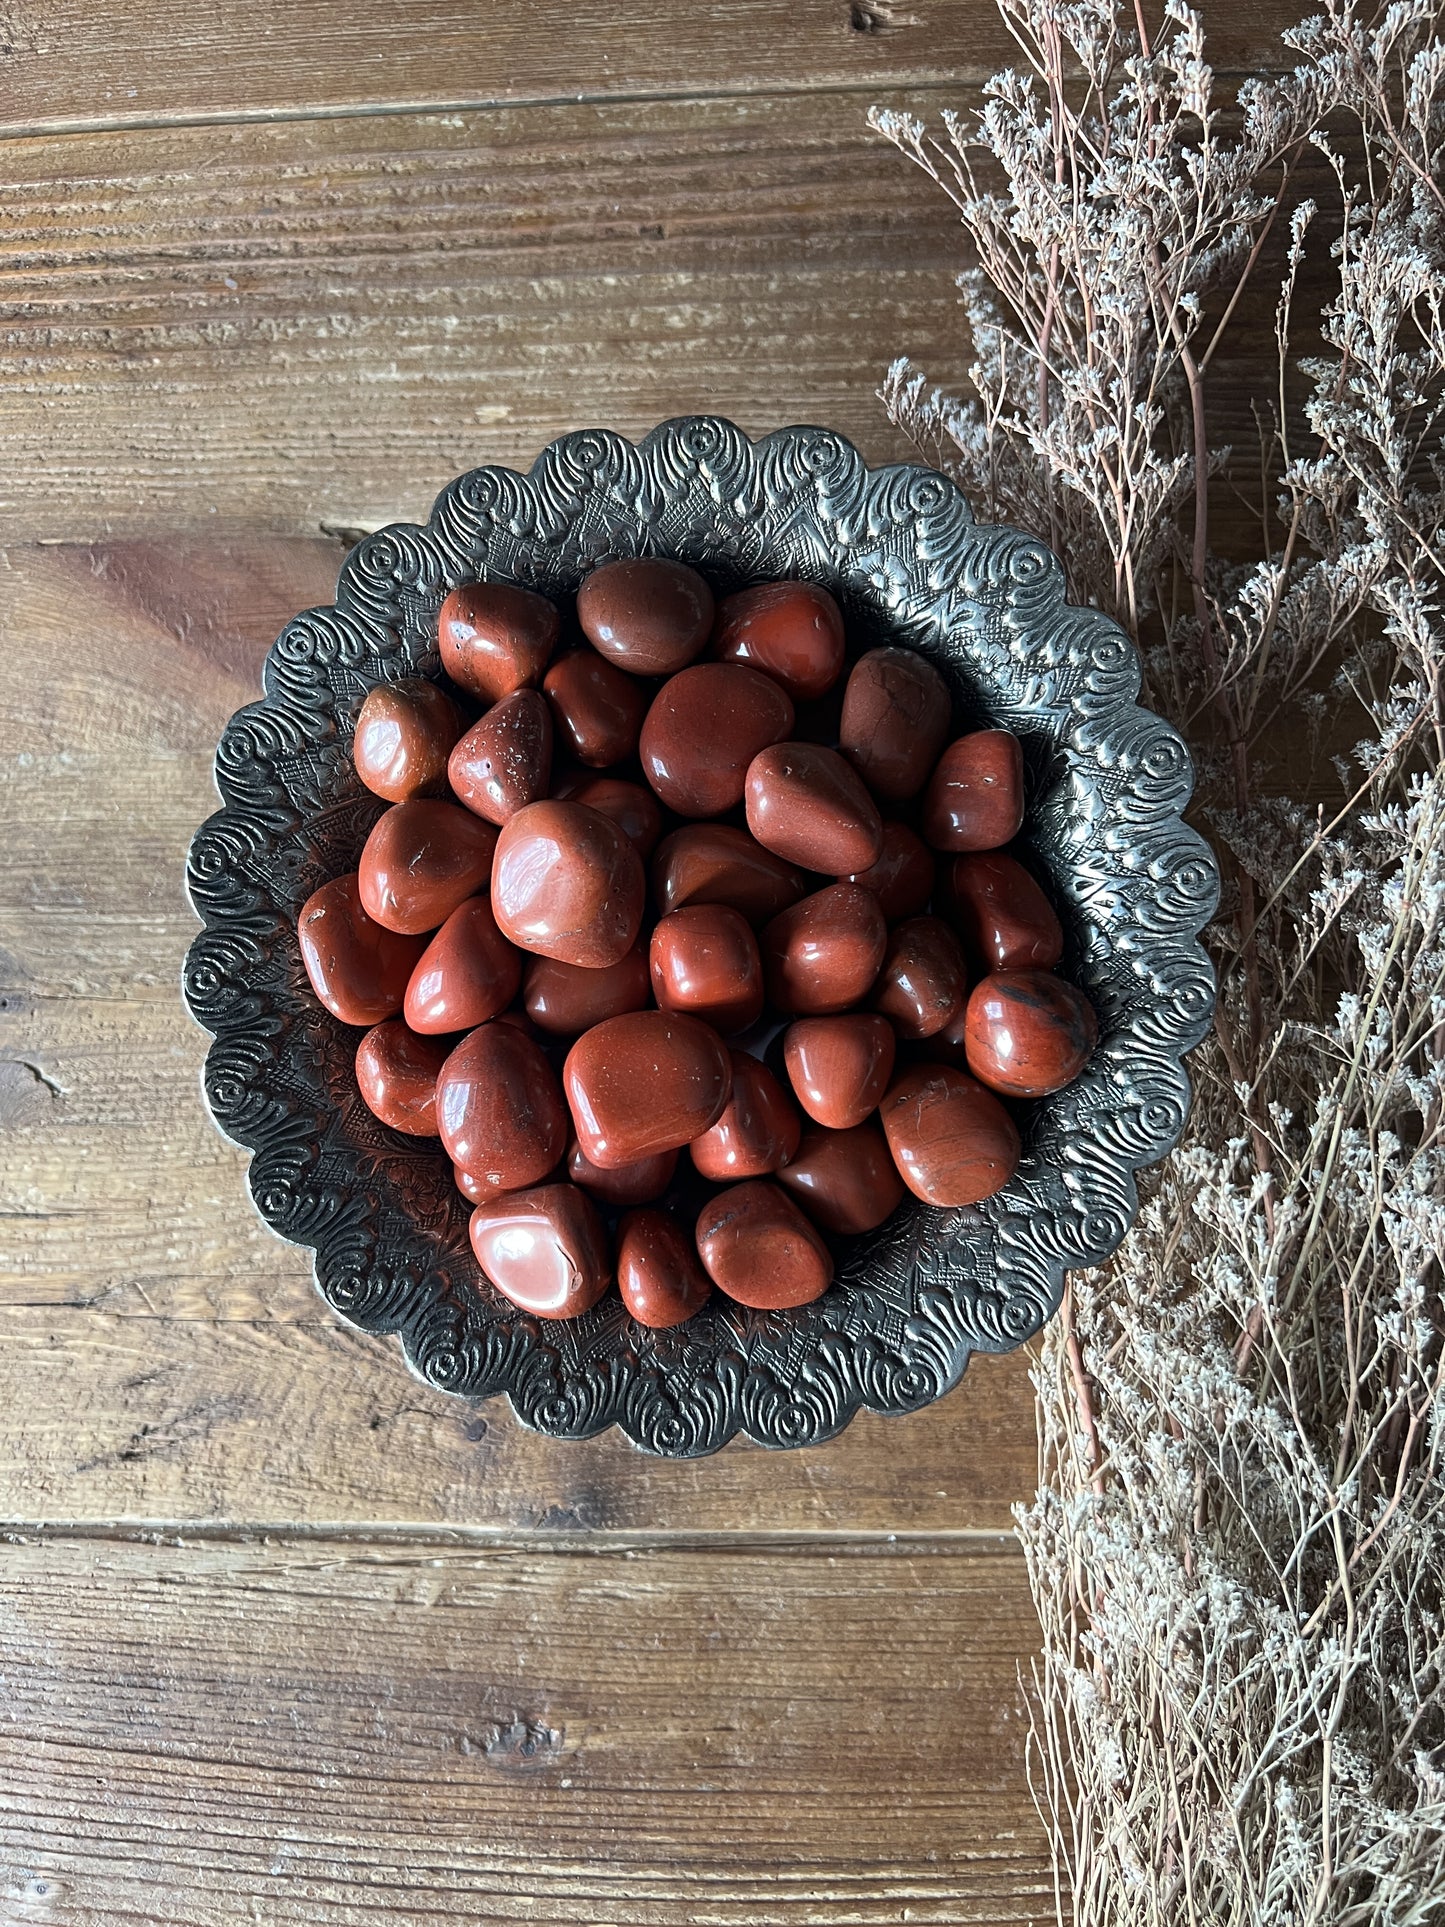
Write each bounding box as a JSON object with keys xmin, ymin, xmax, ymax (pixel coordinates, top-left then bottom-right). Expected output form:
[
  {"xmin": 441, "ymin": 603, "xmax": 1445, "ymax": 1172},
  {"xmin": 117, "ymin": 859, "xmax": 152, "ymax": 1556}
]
[
  {"xmin": 879, "ymin": 1063, "xmax": 1020, "ymax": 1206},
  {"xmin": 353, "ymin": 677, "xmax": 460, "ymax": 803},
  {"xmin": 760, "ymin": 882, "xmax": 888, "ymax": 1016},
  {"xmin": 469, "ymin": 1183, "xmax": 611, "ymax": 1320},
  {"xmin": 447, "ymin": 688, "xmax": 553, "ymax": 827},
  {"xmin": 712, "ymin": 580, "xmax": 845, "ymax": 700},
  {"xmin": 576, "ymin": 557, "xmax": 714, "ymax": 675},
  {"xmin": 744, "ymin": 741, "xmax": 884, "ymax": 875},
  {"xmin": 542, "ymin": 648, "xmax": 649, "ymax": 768},
  {"xmin": 843, "ymin": 820, "xmax": 935, "ymax": 922},
  {"xmin": 782, "ymin": 1012, "xmax": 896, "ymax": 1130},
  {"xmin": 357, "ymin": 799, "xmax": 498, "ymax": 935},
  {"xmin": 354, "ymin": 1020, "xmax": 449, "ymax": 1136},
  {"xmin": 491, "ymin": 800, "xmax": 645, "ymax": 968},
  {"xmin": 563, "ymin": 1010, "xmax": 732, "ymax": 1168},
  {"xmin": 921, "ymin": 729, "xmax": 1025, "ymax": 852},
  {"xmin": 649, "ymin": 905, "xmax": 764, "ymax": 1035},
  {"xmin": 651, "ymin": 823, "xmax": 809, "ymax": 927},
  {"xmin": 777, "ymin": 1121, "xmax": 904, "ymax": 1235},
  {"xmin": 436, "ymin": 1022, "xmax": 568, "ymax": 1192},
  {"xmin": 438, "ymin": 580, "xmax": 559, "ymax": 702},
  {"xmin": 403, "ymin": 895, "xmax": 522, "ymax": 1034},
  {"xmin": 297, "ymin": 873, "xmax": 427, "ymax": 1026},
  {"xmin": 694, "ymin": 1180, "xmax": 833, "ymax": 1310},
  {"xmin": 689, "ymin": 1051, "xmax": 801, "ymax": 1181},
  {"xmin": 963, "ymin": 969, "xmax": 1097, "ymax": 1097},
  {"xmin": 617, "ymin": 1209, "xmax": 713, "ymax": 1329},
  {"xmin": 838, "ymin": 646, "xmax": 952, "ymax": 801},
  {"xmin": 639, "ymin": 662, "xmax": 794, "ymax": 817}
]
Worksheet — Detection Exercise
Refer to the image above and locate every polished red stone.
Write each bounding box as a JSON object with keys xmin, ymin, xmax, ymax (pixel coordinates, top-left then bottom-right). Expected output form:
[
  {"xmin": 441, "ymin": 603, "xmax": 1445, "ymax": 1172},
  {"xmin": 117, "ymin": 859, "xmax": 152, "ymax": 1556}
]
[
  {"xmin": 577, "ymin": 558, "xmax": 715, "ymax": 675},
  {"xmin": 744, "ymin": 741, "xmax": 884, "ymax": 875},
  {"xmin": 353, "ymin": 678, "xmax": 460, "ymax": 803},
  {"xmin": 617, "ymin": 1209, "xmax": 713, "ymax": 1328},
  {"xmin": 712, "ymin": 580, "xmax": 845, "ymax": 701},
  {"xmin": 542, "ymin": 648, "xmax": 649, "ymax": 768},
  {"xmin": 469, "ymin": 1183, "xmax": 611, "ymax": 1320},
  {"xmin": 357, "ymin": 799, "xmax": 498, "ymax": 935},
  {"xmin": 438, "ymin": 580, "xmax": 559, "ymax": 702},
  {"xmin": 844, "ymin": 820, "xmax": 936, "ymax": 923},
  {"xmin": 760, "ymin": 882, "xmax": 888, "ymax": 1016},
  {"xmin": 639, "ymin": 663, "xmax": 794, "ymax": 817},
  {"xmin": 777, "ymin": 1121, "xmax": 904, "ymax": 1235},
  {"xmin": 694, "ymin": 1180, "xmax": 833, "ymax": 1310},
  {"xmin": 963, "ymin": 969, "xmax": 1097, "ymax": 1097},
  {"xmin": 403, "ymin": 895, "xmax": 522, "ymax": 1034},
  {"xmin": 563, "ymin": 1010, "xmax": 732, "ymax": 1168},
  {"xmin": 879, "ymin": 1063, "xmax": 1021, "ymax": 1206},
  {"xmin": 948, "ymin": 852, "xmax": 1064, "ymax": 971},
  {"xmin": 354, "ymin": 1020, "xmax": 449, "ymax": 1136},
  {"xmin": 523, "ymin": 945, "xmax": 652, "ymax": 1035},
  {"xmin": 566, "ymin": 1136, "xmax": 678, "ymax": 1207},
  {"xmin": 649, "ymin": 905, "xmax": 764, "ymax": 1035},
  {"xmin": 689, "ymin": 1051, "xmax": 801, "ymax": 1181},
  {"xmin": 436, "ymin": 1022, "xmax": 568, "ymax": 1191},
  {"xmin": 454, "ymin": 1162, "xmax": 504, "ymax": 1205},
  {"xmin": 652, "ymin": 823, "xmax": 808, "ymax": 927},
  {"xmin": 872, "ymin": 915, "xmax": 969, "ymax": 1040},
  {"xmin": 297, "ymin": 872, "xmax": 427, "ymax": 1025},
  {"xmin": 491, "ymin": 800, "xmax": 645, "ymax": 968},
  {"xmin": 447, "ymin": 689, "xmax": 553, "ymax": 827},
  {"xmin": 554, "ymin": 774, "xmax": 664, "ymax": 858},
  {"xmin": 921, "ymin": 729, "xmax": 1025, "ymax": 852},
  {"xmin": 783, "ymin": 1012, "xmax": 896, "ymax": 1130},
  {"xmin": 839, "ymin": 646, "xmax": 953, "ymax": 801}
]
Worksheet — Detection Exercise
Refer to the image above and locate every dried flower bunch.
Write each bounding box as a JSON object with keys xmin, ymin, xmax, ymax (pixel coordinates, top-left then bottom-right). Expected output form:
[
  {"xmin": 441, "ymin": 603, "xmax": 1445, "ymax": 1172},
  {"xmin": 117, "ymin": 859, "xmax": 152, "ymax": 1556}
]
[{"xmin": 874, "ymin": 2, "xmax": 1445, "ymax": 1917}]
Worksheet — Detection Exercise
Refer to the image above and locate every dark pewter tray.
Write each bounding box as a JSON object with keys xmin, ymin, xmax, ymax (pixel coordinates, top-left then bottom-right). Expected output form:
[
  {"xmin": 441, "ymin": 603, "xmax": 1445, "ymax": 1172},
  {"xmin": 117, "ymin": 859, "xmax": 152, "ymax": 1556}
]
[{"xmin": 183, "ymin": 418, "xmax": 1218, "ymax": 1457}]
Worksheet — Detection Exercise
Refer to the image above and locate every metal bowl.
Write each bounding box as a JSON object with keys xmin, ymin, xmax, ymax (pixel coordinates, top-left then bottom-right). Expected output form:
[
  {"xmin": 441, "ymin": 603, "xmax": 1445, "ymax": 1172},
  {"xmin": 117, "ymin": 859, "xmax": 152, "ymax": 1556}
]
[{"xmin": 184, "ymin": 418, "xmax": 1217, "ymax": 1457}]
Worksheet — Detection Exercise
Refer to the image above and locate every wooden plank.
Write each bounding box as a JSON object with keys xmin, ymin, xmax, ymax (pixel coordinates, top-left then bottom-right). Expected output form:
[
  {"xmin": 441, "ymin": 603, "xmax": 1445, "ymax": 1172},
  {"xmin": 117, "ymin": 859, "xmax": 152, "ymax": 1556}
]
[
  {"xmin": 0, "ymin": 538, "xmax": 1037, "ymax": 1531},
  {"xmin": 0, "ymin": 0, "xmax": 1308, "ymax": 137},
  {"xmin": 0, "ymin": 1535, "xmax": 1049, "ymax": 1924}
]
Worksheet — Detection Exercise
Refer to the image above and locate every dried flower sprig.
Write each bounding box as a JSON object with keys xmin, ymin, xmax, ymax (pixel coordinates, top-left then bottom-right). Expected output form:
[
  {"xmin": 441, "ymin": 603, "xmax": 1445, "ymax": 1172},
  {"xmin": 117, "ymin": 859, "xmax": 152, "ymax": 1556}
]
[{"xmin": 873, "ymin": 4, "xmax": 1445, "ymax": 1919}]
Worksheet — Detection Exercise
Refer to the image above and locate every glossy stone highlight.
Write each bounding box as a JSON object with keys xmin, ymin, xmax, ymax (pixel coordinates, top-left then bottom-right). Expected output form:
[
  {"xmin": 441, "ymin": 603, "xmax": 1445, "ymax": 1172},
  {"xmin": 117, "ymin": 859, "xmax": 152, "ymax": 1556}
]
[
  {"xmin": 879, "ymin": 1063, "xmax": 1020, "ymax": 1207},
  {"xmin": 921, "ymin": 729, "xmax": 1025, "ymax": 853},
  {"xmin": 839, "ymin": 646, "xmax": 953, "ymax": 801},
  {"xmin": 783, "ymin": 1013, "xmax": 896, "ymax": 1130},
  {"xmin": 447, "ymin": 689, "xmax": 553, "ymax": 826},
  {"xmin": 778, "ymin": 1121, "xmax": 904, "ymax": 1235},
  {"xmin": 712, "ymin": 580, "xmax": 845, "ymax": 701},
  {"xmin": 577, "ymin": 558, "xmax": 715, "ymax": 675},
  {"xmin": 567, "ymin": 1137, "xmax": 678, "ymax": 1208},
  {"xmin": 744, "ymin": 741, "xmax": 884, "ymax": 875},
  {"xmin": 760, "ymin": 882, "xmax": 888, "ymax": 1016},
  {"xmin": 436, "ymin": 1022, "xmax": 568, "ymax": 1192},
  {"xmin": 948, "ymin": 852, "xmax": 1064, "ymax": 971},
  {"xmin": 354, "ymin": 1020, "xmax": 449, "ymax": 1136},
  {"xmin": 689, "ymin": 1052, "xmax": 801, "ymax": 1181},
  {"xmin": 353, "ymin": 677, "xmax": 460, "ymax": 803},
  {"xmin": 523, "ymin": 946, "xmax": 651, "ymax": 1036},
  {"xmin": 963, "ymin": 969, "xmax": 1097, "ymax": 1097},
  {"xmin": 652, "ymin": 823, "xmax": 808, "ymax": 927},
  {"xmin": 871, "ymin": 915, "xmax": 969, "ymax": 1040},
  {"xmin": 694, "ymin": 1181, "xmax": 833, "ymax": 1310},
  {"xmin": 563, "ymin": 1010, "xmax": 732, "ymax": 1168},
  {"xmin": 438, "ymin": 580, "xmax": 559, "ymax": 702},
  {"xmin": 357, "ymin": 799, "xmax": 498, "ymax": 936},
  {"xmin": 639, "ymin": 663, "xmax": 794, "ymax": 818},
  {"xmin": 649, "ymin": 905, "xmax": 764, "ymax": 1035},
  {"xmin": 617, "ymin": 1209, "xmax": 712, "ymax": 1329},
  {"xmin": 554, "ymin": 774, "xmax": 664, "ymax": 858},
  {"xmin": 297, "ymin": 873, "xmax": 427, "ymax": 1026},
  {"xmin": 844, "ymin": 820, "xmax": 936, "ymax": 923},
  {"xmin": 491, "ymin": 800, "xmax": 645, "ymax": 968},
  {"xmin": 404, "ymin": 895, "xmax": 522, "ymax": 1034},
  {"xmin": 542, "ymin": 648, "xmax": 648, "ymax": 769},
  {"xmin": 470, "ymin": 1184, "xmax": 611, "ymax": 1321}
]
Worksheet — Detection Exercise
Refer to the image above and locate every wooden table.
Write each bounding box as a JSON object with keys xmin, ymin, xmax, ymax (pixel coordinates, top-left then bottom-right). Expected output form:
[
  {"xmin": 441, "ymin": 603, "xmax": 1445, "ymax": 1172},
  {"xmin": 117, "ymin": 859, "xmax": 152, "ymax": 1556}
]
[{"xmin": 0, "ymin": 5, "xmax": 1290, "ymax": 1918}]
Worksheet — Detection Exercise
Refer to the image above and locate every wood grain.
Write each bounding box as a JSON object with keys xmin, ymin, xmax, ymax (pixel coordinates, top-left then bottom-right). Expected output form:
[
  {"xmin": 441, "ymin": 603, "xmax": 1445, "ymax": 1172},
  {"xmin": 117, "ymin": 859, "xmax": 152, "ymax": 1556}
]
[{"xmin": 0, "ymin": 1535, "xmax": 1048, "ymax": 1925}]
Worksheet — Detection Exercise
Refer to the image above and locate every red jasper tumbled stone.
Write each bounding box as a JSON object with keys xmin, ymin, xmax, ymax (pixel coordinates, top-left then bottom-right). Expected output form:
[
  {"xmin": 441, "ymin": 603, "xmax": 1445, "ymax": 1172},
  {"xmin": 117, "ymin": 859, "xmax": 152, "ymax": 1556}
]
[
  {"xmin": 438, "ymin": 581, "xmax": 559, "ymax": 703},
  {"xmin": 566, "ymin": 1137, "xmax": 678, "ymax": 1208},
  {"xmin": 436, "ymin": 1022, "xmax": 568, "ymax": 1193},
  {"xmin": 542, "ymin": 648, "xmax": 649, "ymax": 769},
  {"xmin": 777, "ymin": 1120, "xmax": 905, "ymax": 1235},
  {"xmin": 712, "ymin": 580, "xmax": 845, "ymax": 701},
  {"xmin": 760, "ymin": 882, "xmax": 888, "ymax": 1017},
  {"xmin": 695, "ymin": 1180, "xmax": 833, "ymax": 1310},
  {"xmin": 491, "ymin": 800, "xmax": 645, "ymax": 969},
  {"xmin": 563, "ymin": 1010, "xmax": 732, "ymax": 1169},
  {"xmin": 948, "ymin": 852, "xmax": 1064, "ymax": 971},
  {"xmin": 649, "ymin": 904, "xmax": 764, "ymax": 1036},
  {"xmin": 298, "ymin": 873, "xmax": 427, "ymax": 1026},
  {"xmin": 523, "ymin": 945, "xmax": 652, "ymax": 1036},
  {"xmin": 470, "ymin": 1184, "xmax": 611, "ymax": 1321},
  {"xmin": 744, "ymin": 741, "xmax": 884, "ymax": 876},
  {"xmin": 921, "ymin": 729, "xmax": 1025, "ymax": 853},
  {"xmin": 554, "ymin": 774, "xmax": 664, "ymax": 859},
  {"xmin": 354, "ymin": 1020, "xmax": 450, "ymax": 1136},
  {"xmin": 577, "ymin": 558, "xmax": 715, "ymax": 676},
  {"xmin": 783, "ymin": 1012, "xmax": 896, "ymax": 1131},
  {"xmin": 447, "ymin": 688, "xmax": 553, "ymax": 827},
  {"xmin": 404, "ymin": 894, "xmax": 522, "ymax": 1034},
  {"xmin": 963, "ymin": 969, "xmax": 1097, "ymax": 1098},
  {"xmin": 639, "ymin": 663, "xmax": 794, "ymax": 818},
  {"xmin": 652, "ymin": 823, "xmax": 809, "ymax": 927},
  {"xmin": 871, "ymin": 915, "xmax": 970, "ymax": 1041},
  {"xmin": 690, "ymin": 1051, "xmax": 801, "ymax": 1182},
  {"xmin": 353, "ymin": 678, "xmax": 461, "ymax": 803},
  {"xmin": 617, "ymin": 1209, "xmax": 713, "ymax": 1329},
  {"xmin": 839, "ymin": 646, "xmax": 953, "ymax": 801},
  {"xmin": 879, "ymin": 1062, "xmax": 1020, "ymax": 1207},
  {"xmin": 357, "ymin": 798, "xmax": 498, "ymax": 935}
]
